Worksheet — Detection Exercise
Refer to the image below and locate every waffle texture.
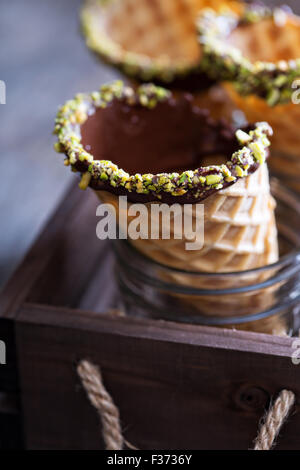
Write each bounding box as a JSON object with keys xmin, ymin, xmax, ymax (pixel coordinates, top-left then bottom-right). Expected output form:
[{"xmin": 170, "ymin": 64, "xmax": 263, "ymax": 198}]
[
  {"xmin": 81, "ymin": 0, "xmax": 242, "ymax": 80},
  {"xmin": 97, "ymin": 164, "xmax": 278, "ymax": 273},
  {"xmin": 225, "ymin": 87, "xmax": 300, "ymax": 192},
  {"xmin": 223, "ymin": 13, "xmax": 300, "ymax": 191},
  {"xmin": 95, "ymin": 165, "xmax": 283, "ymax": 334},
  {"xmin": 106, "ymin": 0, "xmax": 202, "ymax": 63}
]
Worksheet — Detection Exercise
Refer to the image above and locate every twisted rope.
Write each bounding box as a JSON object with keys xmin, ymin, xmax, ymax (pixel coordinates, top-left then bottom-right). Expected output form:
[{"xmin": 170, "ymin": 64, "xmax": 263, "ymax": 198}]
[
  {"xmin": 254, "ymin": 390, "xmax": 295, "ymax": 450},
  {"xmin": 77, "ymin": 360, "xmax": 296, "ymax": 450},
  {"xmin": 77, "ymin": 359, "xmax": 124, "ymax": 450}
]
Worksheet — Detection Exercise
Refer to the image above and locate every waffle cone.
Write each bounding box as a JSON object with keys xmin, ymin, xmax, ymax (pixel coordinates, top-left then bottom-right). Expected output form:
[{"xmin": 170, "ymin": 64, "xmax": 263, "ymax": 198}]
[
  {"xmin": 225, "ymin": 86, "xmax": 300, "ymax": 192},
  {"xmin": 95, "ymin": 165, "xmax": 283, "ymax": 334},
  {"xmin": 81, "ymin": 0, "xmax": 242, "ymax": 82},
  {"xmin": 220, "ymin": 10, "xmax": 300, "ymax": 191},
  {"xmin": 96, "ymin": 164, "xmax": 277, "ymax": 273}
]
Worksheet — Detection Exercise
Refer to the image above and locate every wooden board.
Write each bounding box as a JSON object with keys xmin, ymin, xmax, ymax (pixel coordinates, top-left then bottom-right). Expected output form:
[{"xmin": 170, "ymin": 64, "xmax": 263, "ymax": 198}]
[
  {"xmin": 0, "ymin": 182, "xmax": 299, "ymax": 449},
  {"xmin": 16, "ymin": 304, "xmax": 299, "ymax": 450}
]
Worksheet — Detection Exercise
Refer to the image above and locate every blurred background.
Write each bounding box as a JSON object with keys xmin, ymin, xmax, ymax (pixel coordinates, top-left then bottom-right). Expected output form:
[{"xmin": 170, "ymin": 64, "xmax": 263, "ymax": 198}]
[
  {"xmin": 0, "ymin": 0, "xmax": 119, "ymax": 289},
  {"xmin": 0, "ymin": 0, "xmax": 299, "ymax": 290}
]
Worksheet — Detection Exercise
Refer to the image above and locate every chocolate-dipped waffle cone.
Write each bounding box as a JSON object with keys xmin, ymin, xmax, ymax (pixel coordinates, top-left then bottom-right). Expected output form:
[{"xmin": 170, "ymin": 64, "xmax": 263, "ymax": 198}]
[
  {"xmin": 99, "ymin": 163, "xmax": 277, "ymax": 273},
  {"xmin": 99, "ymin": 165, "xmax": 283, "ymax": 336},
  {"xmin": 197, "ymin": 5, "xmax": 300, "ymax": 191},
  {"xmin": 54, "ymin": 81, "xmax": 281, "ymax": 334},
  {"xmin": 81, "ymin": 0, "xmax": 243, "ymax": 87},
  {"xmin": 99, "ymin": 166, "xmax": 284, "ymax": 336}
]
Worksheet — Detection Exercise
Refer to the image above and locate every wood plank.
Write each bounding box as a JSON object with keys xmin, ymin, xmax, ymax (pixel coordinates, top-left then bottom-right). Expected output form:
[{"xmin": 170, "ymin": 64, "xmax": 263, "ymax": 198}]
[
  {"xmin": 0, "ymin": 182, "xmax": 95, "ymax": 450},
  {"xmin": 0, "ymin": 182, "xmax": 93, "ymax": 319},
  {"xmin": 16, "ymin": 303, "xmax": 300, "ymax": 450},
  {"xmin": 19, "ymin": 303, "xmax": 296, "ymax": 356},
  {"xmin": 26, "ymin": 187, "xmax": 107, "ymax": 310}
]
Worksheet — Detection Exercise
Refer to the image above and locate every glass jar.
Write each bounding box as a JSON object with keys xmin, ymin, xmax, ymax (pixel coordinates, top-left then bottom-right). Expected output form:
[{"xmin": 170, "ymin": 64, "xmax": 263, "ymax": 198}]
[{"xmin": 113, "ymin": 180, "xmax": 300, "ymax": 336}]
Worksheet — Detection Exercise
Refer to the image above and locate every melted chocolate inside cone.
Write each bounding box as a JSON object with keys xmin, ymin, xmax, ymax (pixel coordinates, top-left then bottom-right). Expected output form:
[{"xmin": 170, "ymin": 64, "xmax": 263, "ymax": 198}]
[
  {"xmin": 55, "ymin": 82, "xmax": 270, "ymax": 204},
  {"xmin": 81, "ymin": 93, "xmax": 237, "ymax": 177}
]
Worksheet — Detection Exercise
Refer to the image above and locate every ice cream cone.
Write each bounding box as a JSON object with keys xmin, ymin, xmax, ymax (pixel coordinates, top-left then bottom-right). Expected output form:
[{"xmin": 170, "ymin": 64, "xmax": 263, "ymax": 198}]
[
  {"xmin": 98, "ymin": 163, "xmax": 277, "ymax": 273},
  {"xmin": 98, "ymin": 165, "xmax": 284, "ymax": 336},
  {"xmin": 197, "ymin": 4, "xmax": 300, "ymax": 191},
  {"xmin": 81, "ymin": 0, "xmax": 243, "ymax": 86},
  {"xmin": 54, "ymin": 80, "xmax": 281, "ymax": 334}
]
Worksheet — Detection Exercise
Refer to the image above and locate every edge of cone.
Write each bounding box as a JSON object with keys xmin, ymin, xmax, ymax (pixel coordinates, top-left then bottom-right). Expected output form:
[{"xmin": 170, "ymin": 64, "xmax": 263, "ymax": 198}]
[
  {"xmin": 80, "ymin": 0, "xmax": 201, "ymax": 83},
  {"xmin": 53, "ymin": 80, "xmax": 273, "ymax": 203},
  {"xmin": 197, "ymin": 4, "xmax": 300, "ymax": 106}
]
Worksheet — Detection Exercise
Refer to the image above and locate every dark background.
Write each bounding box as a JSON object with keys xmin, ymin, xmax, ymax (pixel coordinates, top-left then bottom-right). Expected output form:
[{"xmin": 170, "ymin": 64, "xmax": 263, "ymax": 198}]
[{"xmin": 0, "ymin": 0, "xmax": 298, "ymax": 290}]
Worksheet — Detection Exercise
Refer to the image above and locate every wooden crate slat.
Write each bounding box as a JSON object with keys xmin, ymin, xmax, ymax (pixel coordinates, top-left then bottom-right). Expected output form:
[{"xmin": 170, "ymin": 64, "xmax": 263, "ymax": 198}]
[
  {"xmin": 0, "ymin": 181, "xmax": 93, "ymax": 449},
  {"xmin": 16, "ymin": 303, "xmax": 300, "ymax": 450},
  {"xmin": 0, "ymin": 182, "xmax": 84, "ymax": 320}
]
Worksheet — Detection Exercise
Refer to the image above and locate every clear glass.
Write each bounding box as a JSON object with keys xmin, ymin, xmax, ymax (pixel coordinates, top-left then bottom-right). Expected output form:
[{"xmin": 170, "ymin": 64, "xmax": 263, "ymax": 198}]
[{"xmin": 114, "ymin": 179, "xmax": 300, "ymax": 336}]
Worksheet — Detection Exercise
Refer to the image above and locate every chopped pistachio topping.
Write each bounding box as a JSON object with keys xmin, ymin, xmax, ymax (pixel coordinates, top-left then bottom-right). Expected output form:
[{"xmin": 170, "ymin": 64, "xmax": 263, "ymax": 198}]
[
  {"xmin": 235, "ymin": 129, "xmax": 251, "ymax": 144},
  {"xmin": 79, "ymin": 172, "xmax": 92, "ymax": 190},
  {"xmin": 197, "ymin": 6, "xmax": 300, "ymax": 105},
  {"xmin": 249, "ymin": 141, "xmax": 266, "ymax": 165},
  {"xmin": 206, "ymin": 174, "xmax": 223, "ymax": 185},
  {"xmin": 54, "ymin": 80, "xmax": 272, "ymax": 202},
  {"xmin": 235, "ymin": 165, "xmax": 245, "ymax": 177},
  {"xmin": 54, "ymin": 142, "xmax": 64, "ymax": 153}
]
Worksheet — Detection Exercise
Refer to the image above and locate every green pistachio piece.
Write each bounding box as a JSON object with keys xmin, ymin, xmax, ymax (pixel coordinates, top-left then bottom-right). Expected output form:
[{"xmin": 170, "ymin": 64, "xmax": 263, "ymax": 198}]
[{"xmin": 206, "ymin": 174, "xmax": 223, "ymax": 185}]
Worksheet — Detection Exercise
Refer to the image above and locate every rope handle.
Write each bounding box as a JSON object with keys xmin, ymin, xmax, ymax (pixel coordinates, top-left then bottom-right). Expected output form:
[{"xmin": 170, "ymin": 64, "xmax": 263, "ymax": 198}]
[
  {"xmin": 77, "ymin": 360, "xmax": 123, "ymax": 450},
  {"xmin": 77, "ymin": 360, "xmax": 137, "ymax": 450},
  {"xmin": 254, "ymin": 389, "xmax": 295, "ymax": 450},
  {"xmin": 77, "ymin": 359, "xmax": 296, "ymax": 451}
]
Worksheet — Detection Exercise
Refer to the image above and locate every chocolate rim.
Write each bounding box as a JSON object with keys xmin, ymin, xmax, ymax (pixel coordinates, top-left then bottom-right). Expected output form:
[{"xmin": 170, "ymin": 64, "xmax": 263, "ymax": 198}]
[
  {"xmin": 197, "ymin": 4, "xmax": 300, "ymax": 106},
  {"xmin": 81, "ymin": 0, "xmax": 201, "ymax": 83},
  {"xmin": 54, "ymin": 80, "xmax": 273, "ymax": 203}
]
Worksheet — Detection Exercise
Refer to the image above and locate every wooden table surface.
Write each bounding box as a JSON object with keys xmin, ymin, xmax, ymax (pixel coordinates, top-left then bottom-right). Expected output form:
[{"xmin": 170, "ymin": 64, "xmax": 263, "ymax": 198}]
[{"xmin": 0, "ymin": 0, "xmax": 299, "ymax": 290}]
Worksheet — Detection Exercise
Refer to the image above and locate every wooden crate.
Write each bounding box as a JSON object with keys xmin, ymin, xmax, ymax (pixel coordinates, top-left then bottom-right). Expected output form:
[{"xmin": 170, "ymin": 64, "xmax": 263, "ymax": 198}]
[{"xmin": 0, "ymin": 183, "xmax": 299, "ymax": 450}]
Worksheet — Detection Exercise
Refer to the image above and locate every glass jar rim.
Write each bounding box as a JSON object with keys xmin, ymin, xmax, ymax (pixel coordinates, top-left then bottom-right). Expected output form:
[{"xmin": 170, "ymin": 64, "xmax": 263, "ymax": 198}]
[
  {"xmin": 118, "ymin": 274, "xmax": 300, "ymax": 327},
  {"xmin": 115, "ymin": 240, "xmax": 300, "ymax": 295}
]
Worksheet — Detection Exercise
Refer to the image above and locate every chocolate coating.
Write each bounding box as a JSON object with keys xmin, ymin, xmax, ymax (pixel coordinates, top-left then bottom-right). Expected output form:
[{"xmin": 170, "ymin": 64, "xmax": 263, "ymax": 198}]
[
  {"xmin": 54, "ymin": 81, "xmax": 272, "ymax": 204},
  {"xmin": 81, "ymin": 93, "xmax": 235, "ymax": 175}
]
